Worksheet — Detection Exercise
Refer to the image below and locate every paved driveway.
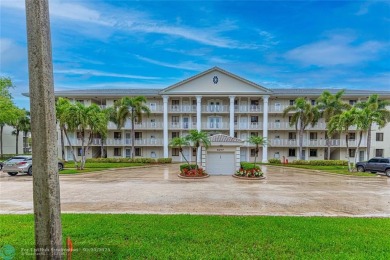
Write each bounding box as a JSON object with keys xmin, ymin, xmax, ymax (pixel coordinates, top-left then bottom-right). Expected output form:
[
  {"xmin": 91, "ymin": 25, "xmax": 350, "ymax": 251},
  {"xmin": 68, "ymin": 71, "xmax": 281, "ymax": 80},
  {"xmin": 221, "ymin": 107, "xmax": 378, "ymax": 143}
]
[{"xmin": 1, "ymin": 165, "xmax": 389, "ymax": 216}]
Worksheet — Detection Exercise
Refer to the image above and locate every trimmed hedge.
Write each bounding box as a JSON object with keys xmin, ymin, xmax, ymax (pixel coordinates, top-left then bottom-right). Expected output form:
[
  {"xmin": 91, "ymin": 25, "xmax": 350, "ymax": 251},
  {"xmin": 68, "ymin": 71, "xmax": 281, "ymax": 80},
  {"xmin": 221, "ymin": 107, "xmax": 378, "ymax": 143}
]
[
  {"xmin": 240, "ymin": 162, "xmax": 261, "ymax": 170},
  {"xmin": 180, "ymin": 164, "xmax": 197, "ymax": 172},
  {"xmin": 157, "ymin": 158, "xmax": 172, "ymax": 164},
  {"xmin": 268, "ymin": 159, "xmax": 282, "ymax": 164},
  {"xmin": 291, "ymin": 160, "xmax": 348, "ymax": 166},
  {"xmin": 85, "ymin": 158, "xmax": 156, "ymax": 163}
]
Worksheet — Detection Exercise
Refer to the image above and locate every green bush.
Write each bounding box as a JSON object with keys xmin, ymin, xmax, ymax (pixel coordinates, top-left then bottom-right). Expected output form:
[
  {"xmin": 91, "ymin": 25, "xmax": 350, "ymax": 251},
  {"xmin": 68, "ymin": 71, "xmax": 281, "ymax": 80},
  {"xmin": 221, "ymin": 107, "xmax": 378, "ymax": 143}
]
[
  {"xmin": 180, "ymin": 164, "xmax": 197, "ymax": 172},
  {"xmin": 268, "ymin": 159, "xmax": 282, "ymax": 164},
  {"xmin": 291, "ymin": 160, "xmax": 348, "ymax": 166},
  {"xmin": 85, "ymin": 158, "xmax": 156, "ymax": 163},
  {"xmin": 240, "ymin": 162, "xmax": 260, "ymax": 170},
  {"xmin": 157, "ymin": 158, "xmax": 172, "ymax": 164}
]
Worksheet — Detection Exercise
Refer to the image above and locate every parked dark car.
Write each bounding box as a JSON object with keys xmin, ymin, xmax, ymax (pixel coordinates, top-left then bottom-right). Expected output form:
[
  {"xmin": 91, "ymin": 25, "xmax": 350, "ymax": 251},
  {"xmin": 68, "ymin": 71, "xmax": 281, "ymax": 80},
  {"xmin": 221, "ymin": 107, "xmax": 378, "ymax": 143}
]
[
  {"xmin": 356, "ymin": 157, "xmax": 390, "ymax": 177},
  {"xmin": 2, "ymin": 155, "xmax": 64, "ymax": 176}
]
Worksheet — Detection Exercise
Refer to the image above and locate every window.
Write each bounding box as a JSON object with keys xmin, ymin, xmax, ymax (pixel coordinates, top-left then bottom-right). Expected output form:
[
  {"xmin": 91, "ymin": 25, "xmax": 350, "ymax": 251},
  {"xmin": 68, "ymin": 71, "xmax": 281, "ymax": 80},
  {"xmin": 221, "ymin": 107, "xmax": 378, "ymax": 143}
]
[
  {"xmin": 77, "ymin": 131, "xmax": 83, "ymax": 139},
  {"xmin": 234, "ymin": 132, "xmax": 238, "ymax": 138},
  {"xmin": 349, "ymin": 100, "xmax": 357, "ymax": 105},
  {"xmin": 77, "ymin": 148, "xmax": 83, "ymax": 156},
  {"xmin": 311, "ymin": 99, "xmax": 316, "ymax": 106},
  {"xmin": 114, "ymin": 148, "xmax": 121, "ymax": 156},
  {"xmin": 288, "ymin": 132, "xmax": 296, "ymax": 140},
  {"xmin": 172, "ymin": 100, "xmax": 179, "ymax": 106},
  {"xmin": 172, "ymin": 116, "xmax": 179, "ymax": 122},
  {"xmin": 288, "ymin": 116, "xmax": 293, "ymax": 123},
  {"xmin": 172, "ymin": 148, "xmax": 179, "ymax": 156},
  {"xmin": 149, "ymin": 103, "xmax": 156, "ymax": 111},
  {"xmin": 375, "ymin": 149, "xmax": 384, "ymax": 157},
  {"xmin": 376, "ymin": 133, "xmax": 384, "ymax": 141},
  {"xmin": 135, "ymin": 148, "xmax": 142, "ymax": 156},
  {"xmin": 289, "ymin": 100, "xmax": 295, "ymax": 105},
  {"xmin": 151, "ymin": 151, "xmax": 156, "ymax": 158},
  {"xmin": 251, "ymin": 116, "xmax": 258, "ymax": 123},
  {"xmin": 309, "ymin": 149, "xmax": 317, "ymax": 157},
  {"xmin": 250, "ymin": 100, "xmax": 259, "ymax": 106},
  {"xmin": 349, "ymin": 149, "xmax": 356, "ymax": 157},
  {"xmin": 349, "ymin": 133, "xmax": 356, "ymax": 140},
  {"xmin": 171, "ymin": 132, "xmax": 179, "ymax": 138},
  {"xmin": 275, "ymin": 135, "xmax": 280, "ymax": 139},
  {"xmin": 274, "ymin": 152, "xmax": 280, "ymax": 159},
  {"xmin": 234, "ymin": 116, "xmax": 237, "ymax": 124},
  {"xmin": 250, "ymin": 132, "xmax": 258, "ymax": 137},
  {"xmin": 310, "ymin": 132, "xmax": 317, "ymax": 140},
  {"xmin": 379, "ymin": 158, "xmax": 389, "ymax": 163},
  {"xmin": 135, "ymin": 132, "xmax": 142, "ymax": 140},
  {"xmin": 193, "ymin": 148, "xmax": 197, "ymax": 156},
  {"xmin": 114, "ymin": 132, "xmax": 121, "ymax": 139},
  {"xmin": 76, "ymin": 99, "xmax": 84, "ymax": 105},
  {"xmin": 250, "ymin": 149, "xmax": 257, "ymax": 157},
  {"xmin": 288, "ymin": 148, "xmax": 296, "ymax": 157}
]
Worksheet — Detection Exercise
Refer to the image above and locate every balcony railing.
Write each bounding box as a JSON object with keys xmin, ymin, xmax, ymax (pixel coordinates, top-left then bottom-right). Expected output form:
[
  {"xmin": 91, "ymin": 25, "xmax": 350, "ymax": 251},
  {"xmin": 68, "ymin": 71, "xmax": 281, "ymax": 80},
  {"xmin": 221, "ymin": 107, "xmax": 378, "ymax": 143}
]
[
  {"xmin": 201, "ymin": 122, "xmax": 229, "ymax": 130},
  {"xmin": 108, "ymin": 122, "xmax": 163, "ymax": 129},
  {"xmin": 65, "ymin": 138, "xmax": 163, "ymax": 146},
  {"xmin": 202, "ymin": 105, "xmax": 229, "ymax": 113}
]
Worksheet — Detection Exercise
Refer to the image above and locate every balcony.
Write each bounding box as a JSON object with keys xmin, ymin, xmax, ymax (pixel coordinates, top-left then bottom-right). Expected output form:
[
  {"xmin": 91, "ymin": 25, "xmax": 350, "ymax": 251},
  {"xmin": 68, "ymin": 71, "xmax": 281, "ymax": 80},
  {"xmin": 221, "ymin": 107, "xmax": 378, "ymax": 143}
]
[
  {"xmin": 169, "ymin": 122, "xmax": 197, "ymax": 130},
  {"xmin": 108, "ymin": 122, "xmax": 163, "ymax": 129},
  {"xmin": 65, "ymin": 138, "xmax": 163, "ymax": 146},
  {"xmin": 234, "ymin": 122, "xmax": 262, "ymax": 130},
  {"xmin": 201, "ymin": 122, "xmax": 229, "ymax": 130},
  {"xmin": 169, "ymin": 105, "xmax": 195, "ymax": 113},
  {"xmin": 202, "ymin": 105, "xmax": 229, "ymax": 113}
]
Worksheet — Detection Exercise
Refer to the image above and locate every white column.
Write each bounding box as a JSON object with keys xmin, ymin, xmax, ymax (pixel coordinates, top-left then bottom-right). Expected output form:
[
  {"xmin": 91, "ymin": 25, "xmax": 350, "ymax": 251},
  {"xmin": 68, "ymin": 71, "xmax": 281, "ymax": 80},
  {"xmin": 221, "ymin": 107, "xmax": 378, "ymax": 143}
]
[
  {"xmin": 163, "ymin": 95, "xmax": 169, "ymax": 158},
  {"xmin": 196, "ymin": 95, "xmax": 202, "ymax": 131},
  {"xmin": 196, "ymin": 95, "xmax": 202, "ymax": 164},
  {"xmin": 229, "ymin": 95, "xmax": 235, "ymax": 137},
  {"xmin": 262, "ymin": 95, "xmax": 269, "ymax": 163}
]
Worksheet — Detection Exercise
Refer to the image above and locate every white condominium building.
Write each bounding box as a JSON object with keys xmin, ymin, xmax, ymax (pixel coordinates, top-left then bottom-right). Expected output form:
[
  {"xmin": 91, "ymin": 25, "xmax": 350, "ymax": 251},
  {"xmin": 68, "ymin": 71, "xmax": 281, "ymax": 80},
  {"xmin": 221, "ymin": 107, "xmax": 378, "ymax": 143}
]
[{"xmin": 54, "ymin": 67, "xmax": 390, "ymax": 162}]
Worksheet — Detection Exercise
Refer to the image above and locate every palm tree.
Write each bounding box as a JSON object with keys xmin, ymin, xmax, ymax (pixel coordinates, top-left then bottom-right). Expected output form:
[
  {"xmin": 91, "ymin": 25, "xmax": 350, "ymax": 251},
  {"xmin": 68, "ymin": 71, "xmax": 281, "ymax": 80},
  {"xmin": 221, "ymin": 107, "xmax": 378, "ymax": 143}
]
[
  {"xmin": 328, "ymin": 108, "xmax": 358, "ymax": 172},
  {"xmin": 316, "ymin": 90, "xmax": 350, "ymax": 160},
  {"xmin": 185, "ymin": 130, "xmax": 210, "ymax": 169},
  {"xmin": 248, "ymin": 135, "xmax": 267, "ymax": 167},
  {"xmin": 170, "ymin": 137, "xmax": 190, "ymax": 165},
  {"xmin": 283, "ymin": 97, "xmax": 320, "ymax": 160},
  {"xmin": 19, "ymin": 111, "xmax": 31, "ymax": 154},
  {"xmin": 355, "ymin": 95, "xmax": 390, "ymax": 160},
  {"xmin": 115, "ymin": 96, "xmax": 150, "ymax": 158},
  {"xmin": 56, "ymin": 97, "xmax": 78, "ymax": 164},
  {"xmin": 10, "ymin": 108, "xmax": 28, "ymax": 154}
]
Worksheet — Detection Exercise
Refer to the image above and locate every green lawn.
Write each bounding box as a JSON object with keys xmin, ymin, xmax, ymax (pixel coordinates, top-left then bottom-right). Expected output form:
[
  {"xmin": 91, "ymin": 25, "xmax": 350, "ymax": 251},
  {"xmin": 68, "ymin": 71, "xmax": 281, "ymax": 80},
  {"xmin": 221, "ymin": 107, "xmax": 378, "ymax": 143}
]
[
  {"xmin": 1, "ymin": 214, "xmax": 389, "ymax": 259},
  {"xmin": 61, "ymin": 162, "xmax": 147, "ymax": 174},
  {"xmin": 265, "ymin": 164, "xmax": 374, "ymax": 177}
]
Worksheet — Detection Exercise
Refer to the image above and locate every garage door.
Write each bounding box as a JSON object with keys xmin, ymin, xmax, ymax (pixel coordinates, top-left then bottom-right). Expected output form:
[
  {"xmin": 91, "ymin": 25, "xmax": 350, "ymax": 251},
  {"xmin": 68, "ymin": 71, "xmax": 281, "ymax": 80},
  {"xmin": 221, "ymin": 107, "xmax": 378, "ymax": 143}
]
[{"xmin": 206, "ymin": 152, "xmax": 236, "ymax": 175}]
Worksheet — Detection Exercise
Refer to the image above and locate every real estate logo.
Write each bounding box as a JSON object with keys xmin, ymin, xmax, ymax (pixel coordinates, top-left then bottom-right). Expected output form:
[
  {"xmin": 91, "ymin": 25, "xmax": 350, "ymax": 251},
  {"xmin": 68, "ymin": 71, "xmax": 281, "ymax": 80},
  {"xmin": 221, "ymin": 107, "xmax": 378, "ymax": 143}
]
[{"xmin": 0, "ymin": 244, "xmax": 15, "ymax": 260}]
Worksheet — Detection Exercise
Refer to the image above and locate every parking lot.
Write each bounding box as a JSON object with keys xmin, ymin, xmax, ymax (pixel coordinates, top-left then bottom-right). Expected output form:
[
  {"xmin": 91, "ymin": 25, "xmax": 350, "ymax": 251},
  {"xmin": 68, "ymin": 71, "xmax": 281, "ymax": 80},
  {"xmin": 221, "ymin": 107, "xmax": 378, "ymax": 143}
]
[{"xmin": 1, "ymin": 164, "xmax": 389, "ymax": 216}]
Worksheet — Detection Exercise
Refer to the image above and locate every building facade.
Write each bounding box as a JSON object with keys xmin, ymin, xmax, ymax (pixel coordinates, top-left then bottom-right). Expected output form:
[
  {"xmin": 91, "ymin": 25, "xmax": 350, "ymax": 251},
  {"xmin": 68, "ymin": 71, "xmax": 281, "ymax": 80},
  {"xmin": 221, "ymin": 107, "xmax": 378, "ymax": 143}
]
[{"xmin": 54, "ymin": 67, "xmax": 390, "ymax": 162}]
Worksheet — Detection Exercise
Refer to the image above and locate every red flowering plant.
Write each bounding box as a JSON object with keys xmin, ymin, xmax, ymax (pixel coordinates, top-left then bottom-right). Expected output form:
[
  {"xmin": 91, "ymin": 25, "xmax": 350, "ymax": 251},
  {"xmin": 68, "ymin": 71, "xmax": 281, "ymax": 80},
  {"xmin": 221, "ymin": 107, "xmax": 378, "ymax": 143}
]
[
  {"xmin": 235, "ymin": 162, "xmax": 263, "ymax": 178},
  {"xmin": 180, "ymin": 164, "xmax": 207, "ymax": 177}
]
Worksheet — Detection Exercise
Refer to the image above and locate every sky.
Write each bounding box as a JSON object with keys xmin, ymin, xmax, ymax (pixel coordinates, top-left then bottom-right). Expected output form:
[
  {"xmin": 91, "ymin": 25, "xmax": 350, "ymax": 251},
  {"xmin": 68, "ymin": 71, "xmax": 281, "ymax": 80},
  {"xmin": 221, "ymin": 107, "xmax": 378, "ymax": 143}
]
[{"xmin": 1, "ymin": 0, "xmax": 389, "ymax": 110}]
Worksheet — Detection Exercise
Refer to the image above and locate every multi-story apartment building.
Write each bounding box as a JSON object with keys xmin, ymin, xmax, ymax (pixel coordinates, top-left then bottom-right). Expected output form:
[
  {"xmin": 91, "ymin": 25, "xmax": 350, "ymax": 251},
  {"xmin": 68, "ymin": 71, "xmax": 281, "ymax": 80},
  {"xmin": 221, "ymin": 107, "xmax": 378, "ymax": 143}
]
[{"xmin": 53, "ymin": 67, "xmax": 390, "ymax": 163}]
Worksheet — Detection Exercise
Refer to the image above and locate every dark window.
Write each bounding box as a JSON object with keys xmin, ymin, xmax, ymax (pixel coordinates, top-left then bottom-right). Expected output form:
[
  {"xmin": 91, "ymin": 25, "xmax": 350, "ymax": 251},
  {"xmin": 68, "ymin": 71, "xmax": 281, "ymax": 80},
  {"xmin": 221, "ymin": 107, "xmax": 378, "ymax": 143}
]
[
  {"xmin": 288, "ymin": 132, "xmax": 296, "ymax": 140},
  {"xmin": 309, "ymin": 149, "xmax": 317, "ymax": 157},
  {"xmin": 251, "ymin": 116, "xmax": 258, "ymax": 123},
  {"xmin": 250, "ymin": 149, "xmax": 257, "ymax": 157},
  {"xmin": 135, "ymin": 148, "xmax": 142, "ymax": 156},
  {"xmin": 135, "ymin": 132, "xmax": 142, "ymax": 140},
  {"xmin": 172, "ymin": 116, "xmax": 179, "ymax": 123},
  {"xmin": 192, "ymin": 99, "xmax": 196, "ymax": 106},
  {"xmin": 368, "ymin": 158, "xmax": 380, "ymax": 163},
  {"xmin": 376, "ymin": 133, "xmax": 384, "ymax": 141},
  {"xmin": 310, "ymin": 132, "xmax": 317, "ymax": 140},
  {"xmin": 250, "ymin": 132, "xmax": 258, "ymax": 137},
  {"xmin": 250, "ymin": 100, "xmax": 259, "ymax": 106},
  {"xmin": 172, "ymin": 100, "xmax": 179, "ymax": 106},
  {"xmin": 289, "ymin": 100, "xmax": 295, "ymax": 105},
  {"xmin": 234, "ymin": 99, "xmax": 238, "ymax": 105},
  {"xmin": 77, "ymin": 131, "xmax": 83, "ymax": 139},
  {"xmin": 114, "ymin": 148, "xmax": 121, "ymax": 156},
  {"xmin": 349, "ymin": 149, "xmax": 356, "ymax": 157},
  {"xmin": 192, "ymin": 148, "xmax": 197, "ymax": 156},
  {"xmin": 288, "ymin": 116, "xmax": 293, "ymax": 123},
  {"xmin": 77, "ymin": 148, "xmax": 83, "ymax": 156},
  {"xmin": 311, "ymin": 100, "xmax": 316, "ymax": 105},
  {"xmin": 114, "ymin": 132, "xmax": 121, "ymax": 139},
  {"xmin": 349, "ymin": 133, "xmax": 356, "ymax": 140},
  {"xmin": 288, "ymin": 149, "xmax": 296, "ymax": 157},
  {"xmin": 375, "ymin": 149, "xmax": 384, "ymax": 157},
  {"xmin": 234, "ymin": 116, "xmax": 237, "ymax": 123},
  {"xmin": 349, "ymin": 100, "xmax": 357, "ymax": 105},
  {"xmin": 171, "ymin": 132, "xmax": 180, "ymax": 138},
  {"xmin": 379, "ymin": 159, "xmax": 389, "ymax": 163},
  {"xmin": 234, "ymin": 132, "xmax": 238, "ymax": 138},
  {"xmin": 172, "ymin": 148, "xmax": 179, "ymax": 156}
]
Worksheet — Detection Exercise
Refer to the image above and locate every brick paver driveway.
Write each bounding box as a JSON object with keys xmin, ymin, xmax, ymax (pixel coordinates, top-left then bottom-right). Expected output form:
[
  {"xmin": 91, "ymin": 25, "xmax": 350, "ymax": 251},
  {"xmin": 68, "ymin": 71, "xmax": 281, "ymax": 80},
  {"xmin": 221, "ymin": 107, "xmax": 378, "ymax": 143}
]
[{"xmin": 1, "ymin": 164, "xmax": 389, "ymax": 216}]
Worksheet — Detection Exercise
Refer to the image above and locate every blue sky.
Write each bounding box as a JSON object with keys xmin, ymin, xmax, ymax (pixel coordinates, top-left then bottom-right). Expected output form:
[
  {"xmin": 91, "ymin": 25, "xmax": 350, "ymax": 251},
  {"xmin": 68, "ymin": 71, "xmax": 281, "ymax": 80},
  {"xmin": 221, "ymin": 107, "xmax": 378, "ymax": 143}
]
[{"xmin": 1, "ymin": 0, "xmax": 389, "ymax": 110}]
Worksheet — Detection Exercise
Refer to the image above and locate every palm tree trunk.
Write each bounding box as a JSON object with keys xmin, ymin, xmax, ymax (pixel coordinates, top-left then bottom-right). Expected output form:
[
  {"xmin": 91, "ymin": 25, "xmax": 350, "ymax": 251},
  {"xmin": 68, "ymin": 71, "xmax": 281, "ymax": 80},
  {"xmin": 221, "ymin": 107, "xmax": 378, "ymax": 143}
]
[
  {"xmin": 60, "ymin": 127, "xmax": 65, "ymax": 160},
  {"xmin": 345, "ymin": 133, "xmax": 351, "ymax": 172},
  {"xmin": 100, "ymin": 138, "xmax": 105, "ymax": 158},
  {"xmin": 80, "ymin": 130, "xmax": 85, "ymax": 169},
  {"xmin": 253, "ymin": 145, "xmax": 258, "ymax": 168},
  {"xmin": 131, "ymin": 109, "xmax": 135, "ymax": 159},
  {"xmin": 366, "ymin": 124, "xmax": 372, "ymax": 160},
  {"xmin": 299, "ymin": 128, "xmax": 304, "ymax": 160},
  {"xmin": 63, "ymin": 128, "xmax": 78, "ymax": 167},
  {"xmin": 195, "ymin": 147, "xmax": 199, "ymax": 169},
  {"xmin": 354, "ymin": 131, "xmax": 363, "ymax": 166},
  {"xmin": 326, "ymin": 132, "xmax": 331, "ymax": 160},
  {"xmin": 15, "ymin": 130, "xmax": 19, "ymax": 154},
  {"xmin": 82, "ymin": 132, "xmax": 93, "ymax": 169},
  {"xmin": 0, "ymin": 125, "xmax": 3, "ymax": 157},
  {"xmin": 180, "ymin": 149, "xmax": 190, "ymax": 165}
]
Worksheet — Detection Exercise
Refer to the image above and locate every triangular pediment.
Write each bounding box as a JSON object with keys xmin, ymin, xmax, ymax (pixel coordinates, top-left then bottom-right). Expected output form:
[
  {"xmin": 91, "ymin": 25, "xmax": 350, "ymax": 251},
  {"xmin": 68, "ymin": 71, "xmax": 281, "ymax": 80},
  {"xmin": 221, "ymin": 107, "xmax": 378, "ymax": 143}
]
[{"xmin": 160, "ymin": 67, "xmax": 272, "ymax": 96}]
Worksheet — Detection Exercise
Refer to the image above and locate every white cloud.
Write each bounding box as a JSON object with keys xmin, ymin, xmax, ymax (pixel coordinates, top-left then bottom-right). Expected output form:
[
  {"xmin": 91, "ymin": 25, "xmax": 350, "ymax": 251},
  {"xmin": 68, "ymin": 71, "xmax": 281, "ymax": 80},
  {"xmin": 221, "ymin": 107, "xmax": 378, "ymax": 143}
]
[
  {"xmin": 54, "ymin": 69, "xmax": 161, "ymax": 80},
  {"xmin": 135, "ymin": 55, "xmax": 208, "ymax": 71},
  {"xmin": 0, "ymin": 38, "xmax": 26, "ymax": 68},
  {"xmin": 285, "ymin": 34, "xmax": 387, "ymax": 67}
]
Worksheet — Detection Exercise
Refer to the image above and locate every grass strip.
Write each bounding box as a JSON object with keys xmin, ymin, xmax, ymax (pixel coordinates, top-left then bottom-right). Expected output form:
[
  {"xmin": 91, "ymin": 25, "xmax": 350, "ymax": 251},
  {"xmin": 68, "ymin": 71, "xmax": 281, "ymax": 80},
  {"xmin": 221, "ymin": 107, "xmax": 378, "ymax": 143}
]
[{"xmin": 1, "ymin": 214, "xmax": 389, "ymax": 259}]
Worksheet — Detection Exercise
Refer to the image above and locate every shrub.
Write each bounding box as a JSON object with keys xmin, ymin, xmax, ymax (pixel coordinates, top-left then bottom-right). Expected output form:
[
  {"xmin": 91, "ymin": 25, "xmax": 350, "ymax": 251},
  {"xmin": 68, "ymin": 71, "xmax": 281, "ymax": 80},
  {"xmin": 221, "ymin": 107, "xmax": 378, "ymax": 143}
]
[
  {"xmin": 240, "ymin": 162, "xmax": 260, "ymax": 171},
  {"xmin": 268, "ymin": 159, "xmax": 282, "ymax": 164},
  {"xmin": 181, "ymin": 168, "xmax": 207, "ymax": 177},
  {"xmin": 157, "ymin": 158, "xmax": 172, "ymax": 164},
  {"xmin": 84, "ymin": 158, "xmax": 156, "ymax": 163},
  {"xmin": 291, "ymin": 160, "xmax": 348, "ymax": 166},
  {"xmin": 180, "ymin": 164, "xmax": 197, "ymax": 173}
]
